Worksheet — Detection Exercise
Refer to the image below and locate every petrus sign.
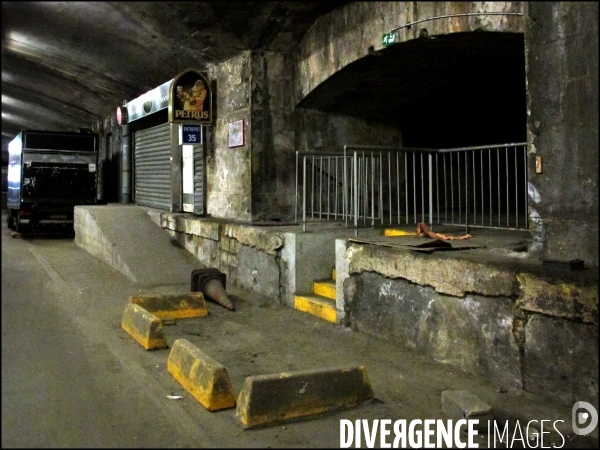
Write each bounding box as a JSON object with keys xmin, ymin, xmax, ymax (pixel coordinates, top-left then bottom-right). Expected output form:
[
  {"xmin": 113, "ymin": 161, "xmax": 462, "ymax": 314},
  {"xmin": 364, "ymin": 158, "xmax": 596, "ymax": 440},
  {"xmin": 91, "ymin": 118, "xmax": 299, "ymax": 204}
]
[
  {"xmin": 169, "ymin": 69, "xmax": 213, "ymax": 125},
  {"xmin": 180, "ymin": 124, "xmax": 202, "ymax": 144}
]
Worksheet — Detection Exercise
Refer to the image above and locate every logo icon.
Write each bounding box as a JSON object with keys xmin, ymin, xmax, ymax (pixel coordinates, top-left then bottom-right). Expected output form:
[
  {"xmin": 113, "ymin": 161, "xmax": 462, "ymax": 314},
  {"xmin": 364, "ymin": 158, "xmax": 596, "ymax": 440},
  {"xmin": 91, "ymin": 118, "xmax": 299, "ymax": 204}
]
[{"xmin": 572, "ymin": 401, "xmax": 598, "ymax": 435}]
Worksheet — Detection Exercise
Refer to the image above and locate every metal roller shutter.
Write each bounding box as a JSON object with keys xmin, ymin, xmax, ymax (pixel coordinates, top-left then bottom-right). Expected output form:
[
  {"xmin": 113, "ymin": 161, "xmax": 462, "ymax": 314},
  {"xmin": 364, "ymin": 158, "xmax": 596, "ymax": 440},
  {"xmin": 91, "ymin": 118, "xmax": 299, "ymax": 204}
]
[
  {"xmin": 194, "ymin": 144, "xmax": 205, "ymax": 215},
  {"xmin": 134, "ymin": 123, "xmax": 171, "ymax": 210}
]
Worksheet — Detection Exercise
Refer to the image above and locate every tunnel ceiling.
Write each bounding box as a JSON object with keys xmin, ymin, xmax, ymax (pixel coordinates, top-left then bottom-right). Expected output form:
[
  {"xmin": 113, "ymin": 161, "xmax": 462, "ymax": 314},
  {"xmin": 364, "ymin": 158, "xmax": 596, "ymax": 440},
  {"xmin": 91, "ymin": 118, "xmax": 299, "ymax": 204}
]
[{"xmin": 1, "ymin": 1, "xmax": 351, "ymax": 141}]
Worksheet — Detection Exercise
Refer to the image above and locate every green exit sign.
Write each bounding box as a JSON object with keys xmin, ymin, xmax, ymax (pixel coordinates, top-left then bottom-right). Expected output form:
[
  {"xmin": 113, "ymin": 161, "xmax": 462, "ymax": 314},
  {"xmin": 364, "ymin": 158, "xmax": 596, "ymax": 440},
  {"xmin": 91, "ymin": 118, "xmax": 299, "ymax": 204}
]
[{"xmin": 382, "ymin": 32, "xmax": 396, "ymax": 47}]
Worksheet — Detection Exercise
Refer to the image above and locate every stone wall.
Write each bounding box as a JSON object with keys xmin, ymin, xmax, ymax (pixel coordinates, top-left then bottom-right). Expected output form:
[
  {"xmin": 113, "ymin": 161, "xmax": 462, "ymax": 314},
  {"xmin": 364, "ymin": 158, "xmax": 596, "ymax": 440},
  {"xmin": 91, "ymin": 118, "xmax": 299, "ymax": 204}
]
[
  {"xmin": 524, "ymin": 2, "xmax": 599, "ymax": 267},
  {"xmin": 294, "ymin": 109, "xmax": 403, "ymax": 153},
  {"xmin": 344, "ymin": 241, "xmax": 599, "ymax": 408},
  {"xmin": 147, "ymin": 210, "xmax": 284, "ymax": 305},
  {"xmin": 206, "ymin": 52, "xmax": 253, "ymax": 221}
]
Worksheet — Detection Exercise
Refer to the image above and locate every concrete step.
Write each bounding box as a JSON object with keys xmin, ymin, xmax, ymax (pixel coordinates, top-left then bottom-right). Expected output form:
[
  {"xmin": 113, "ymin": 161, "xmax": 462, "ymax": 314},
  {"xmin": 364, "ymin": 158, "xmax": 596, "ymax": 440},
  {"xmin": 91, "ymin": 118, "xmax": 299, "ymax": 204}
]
[
  {"xmin": 294, "ymin": 294, "xmax": 336, "ymax": 323},
  {"xmin": 313, "ymin": 279, "xmax": 336, "ymax": 300}
]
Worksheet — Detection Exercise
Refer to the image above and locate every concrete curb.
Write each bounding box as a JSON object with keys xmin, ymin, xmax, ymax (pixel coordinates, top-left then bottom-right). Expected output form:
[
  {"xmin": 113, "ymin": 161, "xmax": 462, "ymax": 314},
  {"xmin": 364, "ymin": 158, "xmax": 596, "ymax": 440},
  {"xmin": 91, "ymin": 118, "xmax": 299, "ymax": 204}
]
[
  {"xmin": 129, "ymin": 293, "xmax": 208, "ymax": 319},
  {"xmin": 442, "ymin": 390, "xmax": 493, "ymax": 431},
  {"xmin": 167, "ymin": 339, "xmax": 236, "ymax": 412},
  {"xmin": 236, "ymin": 365, "xmax": 373, "ymax": 428},
  {"xmin": 121, "ymin": 303, "xmax": 168, "ymax": 350}
]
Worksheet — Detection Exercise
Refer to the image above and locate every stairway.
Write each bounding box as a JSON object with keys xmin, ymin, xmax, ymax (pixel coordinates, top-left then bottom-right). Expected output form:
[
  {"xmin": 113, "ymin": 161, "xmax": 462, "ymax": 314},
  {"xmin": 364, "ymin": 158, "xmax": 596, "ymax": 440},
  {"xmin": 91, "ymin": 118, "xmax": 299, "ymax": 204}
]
[{"xmin": 294, "ymin": 268, "xmax": 337, "ymax": 323}]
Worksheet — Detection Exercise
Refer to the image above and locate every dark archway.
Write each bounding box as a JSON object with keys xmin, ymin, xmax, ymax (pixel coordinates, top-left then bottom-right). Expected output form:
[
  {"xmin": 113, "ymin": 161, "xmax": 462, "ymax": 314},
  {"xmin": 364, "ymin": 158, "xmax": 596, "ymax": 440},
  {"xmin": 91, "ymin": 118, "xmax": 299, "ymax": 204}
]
[
  {"xmin": 297, "ymin": 31, "xmax": 528, "ymax": 229},
  {"xmin": 297, "ymin": 31, "xmax": 526, "ymax": 148}
]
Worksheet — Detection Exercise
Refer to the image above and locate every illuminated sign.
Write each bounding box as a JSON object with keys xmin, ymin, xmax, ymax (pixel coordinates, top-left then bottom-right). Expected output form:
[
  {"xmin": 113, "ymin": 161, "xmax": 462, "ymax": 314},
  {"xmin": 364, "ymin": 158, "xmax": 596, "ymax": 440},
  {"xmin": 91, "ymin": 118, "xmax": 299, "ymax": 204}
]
[
  {"xmin": 116, "ymin": 106, "xmax": 128, "ymax": 125},
  {"xmin": 169, "ymin": 69, "xmax": 213, "ymax": 125},
  {"xmin": 126, "ymin": 79, "xmax": 172, "ymax": 122},
  {"xmin": 382, "ymin": 32, "xmax": 396, "ymax": 47}
]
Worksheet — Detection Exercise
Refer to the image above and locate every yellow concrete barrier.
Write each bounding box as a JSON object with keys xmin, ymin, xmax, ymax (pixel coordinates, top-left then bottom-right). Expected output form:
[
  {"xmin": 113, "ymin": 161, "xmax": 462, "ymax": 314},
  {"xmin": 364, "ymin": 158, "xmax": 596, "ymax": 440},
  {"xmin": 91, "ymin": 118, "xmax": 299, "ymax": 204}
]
[
  {"xmin": 121, "ymin": 303, "xmax": 168, "ymax": 350},
  {"xmin": 129, "ymin": 293, "xmax": 208, "ymax": 319},
  {"xmin": 384, "ymin": 229, "xmax": 419, "ymax": 236},
  {"xmin": 167, "ymin": 338, "xmax": 236, "ymax": 411},
  {"xmin": 236, "ymin": 366, "xmax": 373, "ymax": 428}
]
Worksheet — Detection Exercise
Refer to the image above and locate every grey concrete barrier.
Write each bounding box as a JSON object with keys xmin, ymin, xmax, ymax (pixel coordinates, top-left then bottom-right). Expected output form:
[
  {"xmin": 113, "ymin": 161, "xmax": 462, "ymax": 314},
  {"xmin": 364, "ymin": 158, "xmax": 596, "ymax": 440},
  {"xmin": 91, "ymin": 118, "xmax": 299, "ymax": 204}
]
[{"xmin": 236, "ymin": 365, "xmax": 373, "ymax": 428}]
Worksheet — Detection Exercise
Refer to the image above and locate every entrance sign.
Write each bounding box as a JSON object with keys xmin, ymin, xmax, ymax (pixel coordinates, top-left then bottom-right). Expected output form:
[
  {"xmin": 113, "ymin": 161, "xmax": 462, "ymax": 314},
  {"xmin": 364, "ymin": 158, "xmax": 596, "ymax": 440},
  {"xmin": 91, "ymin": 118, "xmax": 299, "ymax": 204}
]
[
  {"xmin": 169, "ymin": 69, "xmax": 213, "ymax": 125},
  {"xmin": 181, "ymin": 124, "xmax": 201, "ymax": 144}
]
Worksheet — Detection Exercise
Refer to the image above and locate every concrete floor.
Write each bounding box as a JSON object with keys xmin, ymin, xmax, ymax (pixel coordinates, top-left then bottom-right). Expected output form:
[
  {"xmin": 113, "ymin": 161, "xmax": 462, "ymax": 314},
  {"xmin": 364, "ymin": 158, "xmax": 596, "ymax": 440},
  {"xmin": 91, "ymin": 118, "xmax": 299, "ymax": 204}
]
[{"xmin": 2, "ymin": 209, "xmax": 597, "ymax": 448}]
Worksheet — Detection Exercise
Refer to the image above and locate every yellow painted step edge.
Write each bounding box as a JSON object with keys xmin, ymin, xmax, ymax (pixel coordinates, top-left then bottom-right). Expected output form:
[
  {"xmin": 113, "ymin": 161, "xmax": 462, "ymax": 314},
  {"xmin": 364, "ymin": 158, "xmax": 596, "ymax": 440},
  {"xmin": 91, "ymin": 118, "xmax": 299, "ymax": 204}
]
[
  {"xmin": 332, "ymin": 268, "xmax": 336, "ymax": 280},
  {"xmin": 294, "ymin": 294, "xmax": 336, "ymax": 323},
  {"xmin": 313, "ymin": 280, "xmax": 336, "ymax": 300}
]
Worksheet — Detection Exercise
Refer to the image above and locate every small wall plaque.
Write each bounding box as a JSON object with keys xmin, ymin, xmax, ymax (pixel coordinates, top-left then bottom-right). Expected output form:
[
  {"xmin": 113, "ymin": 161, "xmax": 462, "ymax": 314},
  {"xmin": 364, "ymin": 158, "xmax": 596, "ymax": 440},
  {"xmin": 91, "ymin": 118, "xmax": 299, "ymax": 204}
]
[{"xmin": 228, "ymin": 119, "xmax": 244, "ymax": 148}]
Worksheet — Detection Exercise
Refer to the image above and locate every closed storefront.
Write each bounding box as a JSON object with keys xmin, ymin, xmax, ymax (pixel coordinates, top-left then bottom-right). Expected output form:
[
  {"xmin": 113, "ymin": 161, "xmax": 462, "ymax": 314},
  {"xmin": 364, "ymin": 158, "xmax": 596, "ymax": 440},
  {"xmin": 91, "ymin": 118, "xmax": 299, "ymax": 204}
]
[
  {"xmin": 133, "ymin": 121, "xmax": 171, "ymax": 210},
  {"xmin": 119, "ymin": 70, "xmax": 211, "ymax": 213}
]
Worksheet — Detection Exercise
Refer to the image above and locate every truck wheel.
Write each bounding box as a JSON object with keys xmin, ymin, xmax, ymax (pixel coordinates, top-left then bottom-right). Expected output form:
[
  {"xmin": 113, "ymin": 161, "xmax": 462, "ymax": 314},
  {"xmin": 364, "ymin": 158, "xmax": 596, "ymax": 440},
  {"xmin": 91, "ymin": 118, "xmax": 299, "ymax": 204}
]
[
  {"xmin": 7, "ymin": 212, "xmax": 15, "ymax": 230},
  {"xmin": 15, "ymin": 216, "xmax": 28, "ymax": 233}
]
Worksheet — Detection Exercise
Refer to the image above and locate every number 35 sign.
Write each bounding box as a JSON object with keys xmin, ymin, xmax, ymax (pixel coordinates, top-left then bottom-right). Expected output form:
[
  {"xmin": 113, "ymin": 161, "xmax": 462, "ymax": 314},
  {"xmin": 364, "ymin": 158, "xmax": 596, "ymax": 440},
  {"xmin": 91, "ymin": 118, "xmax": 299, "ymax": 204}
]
[{"xmin": 181, "ymin": 124, "xmax": 201, "ymax": 144}]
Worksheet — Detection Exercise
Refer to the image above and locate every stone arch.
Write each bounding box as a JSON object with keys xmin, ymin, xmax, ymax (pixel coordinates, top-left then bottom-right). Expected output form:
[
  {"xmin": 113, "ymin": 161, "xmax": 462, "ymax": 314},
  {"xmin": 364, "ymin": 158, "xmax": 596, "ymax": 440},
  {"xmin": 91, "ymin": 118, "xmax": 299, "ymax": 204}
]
[
  {"xmin": 295, "ymin": 2, "xmax": 524, "ymax": 104},
  {"xmin": 297, "ymin": 30, "xmax": 527, "ymax": 147}
]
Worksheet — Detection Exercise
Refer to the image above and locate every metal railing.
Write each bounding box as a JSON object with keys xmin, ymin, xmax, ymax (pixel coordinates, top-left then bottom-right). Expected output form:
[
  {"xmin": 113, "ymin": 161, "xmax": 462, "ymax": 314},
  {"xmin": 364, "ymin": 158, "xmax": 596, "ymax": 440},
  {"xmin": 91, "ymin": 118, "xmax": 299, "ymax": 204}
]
[
  {"xmin": 295, "ymin": 151, "xmax": 353, "ymax": 232},
  {"xmin": 296, "ymin": 143, "xmax": 528, "ymax": 234}
]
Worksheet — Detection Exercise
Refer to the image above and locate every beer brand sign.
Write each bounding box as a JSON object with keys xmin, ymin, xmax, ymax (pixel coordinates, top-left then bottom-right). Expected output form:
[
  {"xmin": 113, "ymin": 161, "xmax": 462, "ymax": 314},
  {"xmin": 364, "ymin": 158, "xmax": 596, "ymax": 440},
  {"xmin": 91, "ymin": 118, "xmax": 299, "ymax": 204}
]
[{"xmin": 169, "ymin": 69, "xmax": 213, "ymax": 124}]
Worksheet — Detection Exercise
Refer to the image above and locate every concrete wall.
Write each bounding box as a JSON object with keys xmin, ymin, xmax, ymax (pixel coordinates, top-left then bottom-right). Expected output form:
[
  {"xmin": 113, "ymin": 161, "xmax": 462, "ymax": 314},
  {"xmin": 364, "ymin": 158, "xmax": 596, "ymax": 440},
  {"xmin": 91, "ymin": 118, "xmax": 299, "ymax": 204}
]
[
  {"xmin": 344, "ymin": 241, "xmax": 599, "ymax": 408},
  {"xmin": 524, "ymin": 2, "xmax": 599, "ymax": 267},
  {"xmin": 250, "ymin": 52, "xmax": 296, "ymax": 222}
]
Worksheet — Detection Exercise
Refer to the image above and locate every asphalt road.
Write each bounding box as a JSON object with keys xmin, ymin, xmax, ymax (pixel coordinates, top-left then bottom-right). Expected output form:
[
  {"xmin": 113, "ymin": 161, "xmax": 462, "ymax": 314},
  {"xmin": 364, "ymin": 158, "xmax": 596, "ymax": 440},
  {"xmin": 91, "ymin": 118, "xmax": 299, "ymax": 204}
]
[
  {"xmin": 1, "ymin": 216, "xmax": 212, "ymax": 447},
  {"xmin": 2, "ymin": 209, "xmax": 596, "ymax": 449},
  {"xmin": 0, "ymin": 213, "xmax": 366, "ymax": 448}
]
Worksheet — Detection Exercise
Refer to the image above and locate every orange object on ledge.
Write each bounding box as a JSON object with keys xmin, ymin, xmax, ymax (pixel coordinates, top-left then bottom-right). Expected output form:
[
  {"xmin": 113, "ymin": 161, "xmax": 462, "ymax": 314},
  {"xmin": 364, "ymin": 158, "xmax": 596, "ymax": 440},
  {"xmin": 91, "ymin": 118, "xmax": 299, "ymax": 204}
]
[{"xmin": 416, "ymin": 222, "xmax": 472, "ymax": 240}]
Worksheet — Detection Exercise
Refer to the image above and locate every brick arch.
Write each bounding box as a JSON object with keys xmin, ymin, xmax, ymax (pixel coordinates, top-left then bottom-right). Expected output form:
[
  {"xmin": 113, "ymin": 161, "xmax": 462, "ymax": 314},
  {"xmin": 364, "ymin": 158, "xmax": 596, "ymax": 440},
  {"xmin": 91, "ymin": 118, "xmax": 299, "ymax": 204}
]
[{"xmin": 295, "ymin": 1, "xmax": 524, "ymax": 103}]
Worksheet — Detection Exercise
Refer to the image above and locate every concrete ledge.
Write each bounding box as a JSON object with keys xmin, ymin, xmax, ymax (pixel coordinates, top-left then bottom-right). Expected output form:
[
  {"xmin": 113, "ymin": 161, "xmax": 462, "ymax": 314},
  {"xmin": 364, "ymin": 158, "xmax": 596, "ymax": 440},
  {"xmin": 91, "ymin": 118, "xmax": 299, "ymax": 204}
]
[
  {"xmin": 167, "ymin": 339, "xmax": 236, "ymax": 411},
  {"xmin": 517, "ymin": 273, "xmax": 598, "ymax": 325},
  {"xmin": 121, "ymin": 303, "xmax": 168, "ymax": 350},
  {"xmin": 225, "ymin": 224, "xmax": 284, "ymax": 256},
  {"xmin": 236, "ymin": 366, "xmax": 373, "ymax": 428},
  {"xmin": 129, "ymin": 293, "xmax": 208, "ymax": 319},
  {"xmin": 442, "ymin": 390, "xmax": 493, "ymax": 431},
  {"xmin": 348, "ymin": 242, "xmax": 516, "ymax": 298}
]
